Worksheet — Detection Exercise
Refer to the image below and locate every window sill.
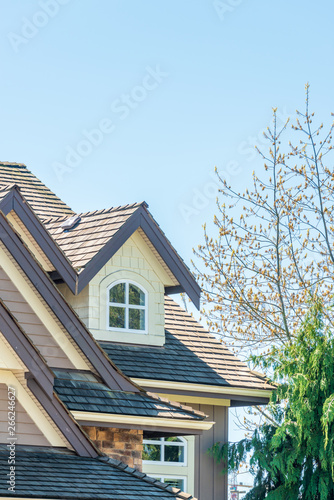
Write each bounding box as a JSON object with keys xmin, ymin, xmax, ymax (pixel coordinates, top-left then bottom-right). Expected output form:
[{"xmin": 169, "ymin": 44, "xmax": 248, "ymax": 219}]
[{"xmin": 90, "ymin": 328, "xmax": 165, "ymax": 346}]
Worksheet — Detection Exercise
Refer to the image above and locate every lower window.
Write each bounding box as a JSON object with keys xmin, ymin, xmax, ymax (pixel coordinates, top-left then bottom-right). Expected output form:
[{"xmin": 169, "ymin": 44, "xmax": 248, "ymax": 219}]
[{"xmin": 151, "ymin": 476, "xmax": 186, "ymax": 490}]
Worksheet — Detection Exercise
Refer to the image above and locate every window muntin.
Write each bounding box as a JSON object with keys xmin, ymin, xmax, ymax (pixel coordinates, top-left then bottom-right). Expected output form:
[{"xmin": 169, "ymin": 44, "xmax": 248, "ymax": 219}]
[
  {"xmin": 143, "ymin": 437, "xmax": 186, "ymax": 465},
  {"xmin": 108, "ymin": 281, "xmax": 147, "ymax": 333}
]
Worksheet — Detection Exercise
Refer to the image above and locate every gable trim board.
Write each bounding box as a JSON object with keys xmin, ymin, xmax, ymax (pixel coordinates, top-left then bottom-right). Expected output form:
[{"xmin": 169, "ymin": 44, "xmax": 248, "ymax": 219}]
[
  {"xmin": 0, "ymin": 186, "xmax": 78, "ymax": 290},
  {"xmin": 0, "ymin": 211, "xmax": 140, "ymax": 393}
]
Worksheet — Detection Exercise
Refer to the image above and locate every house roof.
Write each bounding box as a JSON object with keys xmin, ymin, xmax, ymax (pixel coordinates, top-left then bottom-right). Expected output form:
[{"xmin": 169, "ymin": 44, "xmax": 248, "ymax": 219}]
[
  {"xmin": 0, "ymin": 163, "xmax": 200, "ymax": 307},
  {"xmin": 43, "ymin": 203, "xmax": 143, "ymax": 269},
  {"xmin": 0, "ymin": 445, "xmax": 195, "ymax": 499},
  {"xmin": 101, "ymin": 297, "xmax": 274, "ymax": 394},
  {"xmin": 0, "ymin": 162, "xmax": 73, "ymax": 218},
  {"xmin": 53, "ymin": 370, "xmax": 206, "ymax": 420},
  {"xmin": 42, "ymin": 204, "xmax": 201, "ymax": 307}
]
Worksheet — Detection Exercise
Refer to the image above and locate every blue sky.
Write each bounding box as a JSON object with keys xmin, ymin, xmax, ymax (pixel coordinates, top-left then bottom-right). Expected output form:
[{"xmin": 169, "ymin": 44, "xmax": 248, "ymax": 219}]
[
  {"xmin": 2, "ymin": 0, "xmax": 334, "ymax": 270},
  {"xmin": 1, "ymin": 1, "xmax": 333, "ymax": 486}
]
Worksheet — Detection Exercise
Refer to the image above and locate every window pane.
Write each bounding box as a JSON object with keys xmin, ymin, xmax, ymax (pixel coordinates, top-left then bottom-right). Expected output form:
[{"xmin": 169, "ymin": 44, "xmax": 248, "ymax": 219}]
[
  {"xmin": 109, "ymin": 306, "xmax": 125, "ymax": 328},
  {"xmin": 129, "ymin": 308, "xmax": 145, "ymax": 330},
  {"xmin": 129, "ymin": 284, "xmax": 145, "ymax": 305},
  {"xmin": 164, "ymin": 479, "xmax": 184, "ymax": 489},
  {"xmin": 109, "ymin": 283, "xmax": 125, "ymax": 304},
  {"xmin": 165, "ymin": 445, "xmax": 184, "ymax": 463},
  {"xmin": 165, "ymin": 437, "xmax": 183, "ymax": 443},
  {"xmin": 143, "ymin": 444, "xmax": 161, "ymax": 461}
]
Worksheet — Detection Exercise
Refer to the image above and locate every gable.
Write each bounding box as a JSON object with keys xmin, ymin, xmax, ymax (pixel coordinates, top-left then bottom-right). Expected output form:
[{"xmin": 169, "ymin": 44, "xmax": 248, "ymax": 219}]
[
  {"xmin": 43, "ymin": 204, "xmax": 201, "ymax": 308},
  {"xmin": 60, "ymin": 230, "xmax": 178, "ymax": 346}
]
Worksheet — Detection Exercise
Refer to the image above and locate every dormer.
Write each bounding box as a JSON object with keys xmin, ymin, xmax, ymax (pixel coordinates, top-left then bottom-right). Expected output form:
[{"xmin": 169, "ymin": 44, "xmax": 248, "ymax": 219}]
[{"xmin": 51, "ymin": 204, "xmax": 200, "ymax": 346}]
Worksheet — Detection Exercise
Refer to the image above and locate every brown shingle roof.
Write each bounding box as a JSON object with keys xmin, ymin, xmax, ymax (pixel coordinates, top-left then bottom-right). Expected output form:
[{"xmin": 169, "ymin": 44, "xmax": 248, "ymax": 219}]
[
  {"xmin": 42, "ymin": 203, "xmax": 143, "ymax": 269},
  {"xmin": 102, "ymin": 297, "xmax": 274, "ymax": 391},
  {"xmin": 0, "ymin": 162, "xmax": 73, "ymax": 218}
]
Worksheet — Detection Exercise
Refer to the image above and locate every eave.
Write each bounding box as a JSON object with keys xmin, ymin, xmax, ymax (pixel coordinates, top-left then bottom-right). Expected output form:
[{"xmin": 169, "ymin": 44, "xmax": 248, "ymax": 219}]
[
  {"xmin": 132, "ymin": 378, "xmax": 273, "ymax": 406},
  {"xmin": 71, "ymin": 411, "xmax": 214, "ymax": 435}
]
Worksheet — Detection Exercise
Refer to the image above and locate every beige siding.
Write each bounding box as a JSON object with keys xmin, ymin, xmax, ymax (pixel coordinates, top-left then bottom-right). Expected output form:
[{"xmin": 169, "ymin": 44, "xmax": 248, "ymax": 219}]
[
  {"xmin": 0, "ymin": 267, "xmax": 74, "ymax": 369},
  {"xmin": 0, "ymin": 383, "xmax": 50, "ymax": 446}
]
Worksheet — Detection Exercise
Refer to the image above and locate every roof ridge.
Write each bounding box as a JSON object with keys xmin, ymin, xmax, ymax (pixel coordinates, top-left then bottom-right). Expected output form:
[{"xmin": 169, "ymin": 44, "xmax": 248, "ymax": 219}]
[
  {"xmin": 41, "ymin": 201, "xmax": 145, "ymax": 223},
  {"xmin": 99, "ymin": 455, "xmax": 196, "ymax": 499},
  {"xmin": 0, "ymin": 161, "xmax": 27, "ymax": 167}
]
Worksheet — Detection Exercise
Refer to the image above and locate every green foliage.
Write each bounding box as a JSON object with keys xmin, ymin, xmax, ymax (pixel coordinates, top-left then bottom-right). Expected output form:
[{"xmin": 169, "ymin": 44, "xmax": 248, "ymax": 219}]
[{"xmin": 210, "ymin": 298, "xmax": 334, "ymax": 499}]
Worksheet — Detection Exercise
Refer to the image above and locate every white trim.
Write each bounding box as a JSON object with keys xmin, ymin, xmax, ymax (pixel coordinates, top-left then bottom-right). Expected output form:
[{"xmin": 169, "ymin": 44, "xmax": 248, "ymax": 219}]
[
  {"xmin": 143, "ymin": 437, "xmax": 187, "ymax": 466},
  {"xmin": 107, "ymin": 279, "xmax": 148, "ymax": 334},
  {"xmin": 71, "ymin": 411, "xmax": 214, "ymax": 430},
  {"xmin": 132, "ymin": 378, "xmax": 273, "ymax": 399}
]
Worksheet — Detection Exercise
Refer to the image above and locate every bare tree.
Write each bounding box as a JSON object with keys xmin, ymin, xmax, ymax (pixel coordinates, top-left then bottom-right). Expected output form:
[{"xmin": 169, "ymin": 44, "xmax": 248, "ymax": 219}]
[{"xmin": 194, "ymin": 84, "xmax": 334, "ymax": 353}]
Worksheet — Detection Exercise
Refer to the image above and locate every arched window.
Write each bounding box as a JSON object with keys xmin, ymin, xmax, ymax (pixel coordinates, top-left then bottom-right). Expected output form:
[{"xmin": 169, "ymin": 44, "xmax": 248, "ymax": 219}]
[
  {"xmin": 107, "ymin": 280, "xmax": 147, "ymax": 333},
  {"xmin": 142, "ymin": 437, "xmax": 187, "ymax": 465}
]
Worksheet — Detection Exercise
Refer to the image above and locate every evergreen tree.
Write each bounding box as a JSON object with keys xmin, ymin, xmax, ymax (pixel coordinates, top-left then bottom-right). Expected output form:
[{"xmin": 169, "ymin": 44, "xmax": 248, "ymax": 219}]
[{"xmin": 210, "ymin": 299, "xmax": 334, "ymax": 499}]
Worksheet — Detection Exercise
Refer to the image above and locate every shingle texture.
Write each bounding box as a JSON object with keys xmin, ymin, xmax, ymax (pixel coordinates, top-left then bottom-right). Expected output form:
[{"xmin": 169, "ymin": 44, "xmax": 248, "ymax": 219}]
[
  {"xmin": 53, "ymin": 373, "xmax": 205, "ymax": 420},
  {"xmin": 0, "ymin": 162, "xmax": 73, "ymax": 217},
  {"xmin": 0, "ymin": 445, "xmax": 194, "ymax": 499},
  {"xmin": 101, "ymin": 297, "xmax": 273, "ymax": 390},
  {"xmin": 42, "ymin": 203, "xmax": 143, "ymax": 269}
]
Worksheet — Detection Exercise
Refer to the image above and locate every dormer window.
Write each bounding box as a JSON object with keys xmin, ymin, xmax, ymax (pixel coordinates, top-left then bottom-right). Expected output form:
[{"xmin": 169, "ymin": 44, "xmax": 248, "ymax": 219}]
[{"xmin": 107, "ymin": 280, "xmax": 147, "ymax": 333}]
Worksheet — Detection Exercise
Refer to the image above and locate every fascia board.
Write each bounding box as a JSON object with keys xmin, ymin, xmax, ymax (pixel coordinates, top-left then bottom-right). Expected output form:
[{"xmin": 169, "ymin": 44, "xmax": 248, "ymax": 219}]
[
  {"xmin": 71, "ymin": 411, "xmax": 215, "ymax": 432},
  {"xmin": 132, "ymin": 378, "xmax": 273, "ymax": 400}
]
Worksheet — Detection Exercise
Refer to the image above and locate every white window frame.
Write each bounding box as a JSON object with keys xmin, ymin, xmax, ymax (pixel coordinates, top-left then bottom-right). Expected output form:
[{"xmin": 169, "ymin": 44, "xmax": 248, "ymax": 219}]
[
  {"xmin": 142, "ymin": 437, "xmax": 187, "ymax": 466},
  {"xmin": 107, "ymin": 280, "xmax": 148, "ymax": 334},
  {"xmin": 150, "ymin": 475, "xmax": 187, "ymax": 491}
]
